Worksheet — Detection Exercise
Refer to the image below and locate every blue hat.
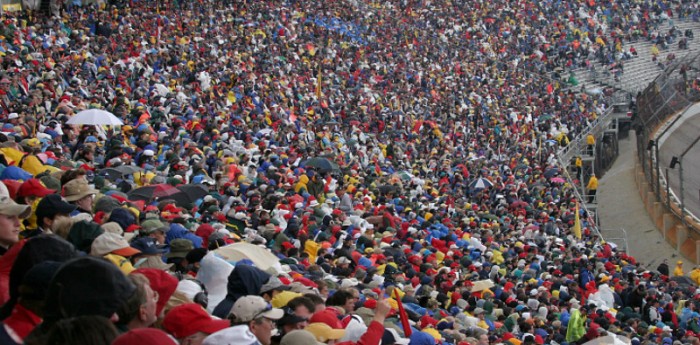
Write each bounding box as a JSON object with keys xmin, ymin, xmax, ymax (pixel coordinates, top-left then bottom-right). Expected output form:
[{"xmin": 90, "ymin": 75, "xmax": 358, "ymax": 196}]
[{"xmin": 130, "ymin": 237, "xmax": 165, "ymax": 255}]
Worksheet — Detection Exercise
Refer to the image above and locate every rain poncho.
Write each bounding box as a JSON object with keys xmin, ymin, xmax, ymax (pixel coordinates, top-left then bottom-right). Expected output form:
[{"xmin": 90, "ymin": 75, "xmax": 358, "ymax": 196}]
[{"xmin": 566, "ymin": 309, "xmax": 586, "ymax": 342}]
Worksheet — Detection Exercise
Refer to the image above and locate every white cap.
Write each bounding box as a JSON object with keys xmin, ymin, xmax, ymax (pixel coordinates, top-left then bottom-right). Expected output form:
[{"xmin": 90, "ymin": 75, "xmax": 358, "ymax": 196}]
[{"xmin": 7, "ymin": 113, "xmax": 18, "ymax": 119}]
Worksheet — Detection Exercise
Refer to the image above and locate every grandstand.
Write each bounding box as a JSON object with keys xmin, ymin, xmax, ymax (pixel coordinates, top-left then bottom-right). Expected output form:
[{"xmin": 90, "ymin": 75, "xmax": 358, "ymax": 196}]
[{"xmin": 572, "ymin": 18, "xmax": 700, "ymax": 95}]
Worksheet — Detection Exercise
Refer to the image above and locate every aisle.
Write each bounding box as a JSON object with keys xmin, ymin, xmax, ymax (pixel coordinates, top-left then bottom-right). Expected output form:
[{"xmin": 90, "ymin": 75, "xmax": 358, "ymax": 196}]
[{"xmin": 598, "ymin": 131, "xmax": 694, "ymax": 269}]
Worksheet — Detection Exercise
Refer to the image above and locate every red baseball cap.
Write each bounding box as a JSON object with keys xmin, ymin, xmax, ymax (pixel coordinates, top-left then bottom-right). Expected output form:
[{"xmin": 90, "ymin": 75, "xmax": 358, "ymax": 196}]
[
  {"xmin": 163, "ymin": 303, "xmax": 229, "ymax": 339},
  {"xmin": 113, "ymin": 328, "xmax": 176, "ymax": 345},
  {"xmin": 133, "ymin": 268, "xmax": 178, "ymax": 317},
  {"xmin": 17, "ymin": 178, "xmax": 55, "ymax": 198},
  {"xmin": 309, "ymin": 308, "xmax": 343, "ymax": 329}
]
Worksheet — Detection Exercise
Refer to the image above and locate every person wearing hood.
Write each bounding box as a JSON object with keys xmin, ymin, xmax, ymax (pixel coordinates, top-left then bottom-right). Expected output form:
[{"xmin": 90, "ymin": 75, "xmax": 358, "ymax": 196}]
[
  {"xmin": 307, "ymin": 171, "xmax": 325, "ymax": 200},
  {"xmin": 274, "ymin": 218, "xmax": 299, "ymax": 253},
  {"xmin": 212, "ymin": 264, "xmax": 271, "ymax": 319}
]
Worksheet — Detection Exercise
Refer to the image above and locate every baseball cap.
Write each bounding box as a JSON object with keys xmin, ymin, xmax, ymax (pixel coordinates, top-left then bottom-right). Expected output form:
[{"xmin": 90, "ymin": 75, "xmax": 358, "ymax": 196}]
[
  {"xmin": 229, "ymin": 295, "xmax": 283, "ymax": 323},
  {"xmin": 0, "ymin": 195, "xmax": 31, "ymax": 219},
  {"xmin": 202, "ymin": 325, "xmax": 260, "ymax": 345},
  {"xmin": 130, "ymin": 237, "xmax": 165, "ymax": 255},
  {"xmin": 133, "ymin": 268, "xmax": 179, "ymax": 317},
  {"xmin": 309, "ymin": 308, "xmax": 343, "ymax": 329},
  {"xmin": 281, "ymin": 330, "xmax": 324, "ymax": 345},
  {"xmin": 17, "ymin": 178, "xmax": 55, "ymax": 198},
  {"xmin": 382, "ymin": 328, "xmax": 410, "ymax": 345},
  {"xmin": 163, "ymin": 303, "xmax": 230, "ymax": 339},
  {"xmin": 305, "ymin": 323, "xmax": 346, "ymax": 343},
  {"xmin": 7, "ymin": 113, "xmax": 18, "ymax": 119},
  {"xmin": 166, "ymin": 239, "xmax": 194, "ymax": 259},
  {"xmin": 62, "ymin": 178, "xmax": 98, "ymax": 202},
  {"xmin": 91, "ymin": 232, "xmax": 141, "ymax": 257},
  {"xmin": 260, "ymin": 276, "xmax": 291, "ymax": 294},
  {"xmin": 141, "ymin": 219, "xmax": 169, "ymax": 234},
  {"xmin": 112, "ymin": 328, "xmax": 177, "ymax": 345}
]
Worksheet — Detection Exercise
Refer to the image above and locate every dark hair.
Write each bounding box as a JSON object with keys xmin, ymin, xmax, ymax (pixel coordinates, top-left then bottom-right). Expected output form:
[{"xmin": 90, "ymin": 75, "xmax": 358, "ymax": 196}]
[
  {"xmin": 326, "ymin": 289, "xmax": 354, "ymax": 307},
  {"xmin": 287, "ymin": 296, "xmax": 316, "ymax": 314},
  {"xmin": 45, "ymin": 316, "xmax": 119, "ymax": 345},
  {"xmin": 60, "ymin": 168, "xmax": 87, "ymax": 187},
  {"xmin": 304, "ymin": 293, "xmax": 325, "ymax": 307}
]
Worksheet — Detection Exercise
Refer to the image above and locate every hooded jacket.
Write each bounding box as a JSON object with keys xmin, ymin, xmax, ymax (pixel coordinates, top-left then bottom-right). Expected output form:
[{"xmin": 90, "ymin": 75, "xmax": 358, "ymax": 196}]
[{"xmin": 212, "ymin": 264, "xmax": 271, "ymax": 319}]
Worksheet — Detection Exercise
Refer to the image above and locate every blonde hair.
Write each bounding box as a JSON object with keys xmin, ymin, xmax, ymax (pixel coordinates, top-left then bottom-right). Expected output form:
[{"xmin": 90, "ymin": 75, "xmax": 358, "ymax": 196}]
[{"xmin": 52, "ymin": 216, "xmax": 75, "ymax": 239}]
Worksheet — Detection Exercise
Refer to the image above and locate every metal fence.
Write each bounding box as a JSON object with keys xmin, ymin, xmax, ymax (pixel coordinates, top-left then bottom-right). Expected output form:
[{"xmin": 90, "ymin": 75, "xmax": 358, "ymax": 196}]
[{"xmin": 636, "ymin": 51, "xmax": 700, "ymax": 231}]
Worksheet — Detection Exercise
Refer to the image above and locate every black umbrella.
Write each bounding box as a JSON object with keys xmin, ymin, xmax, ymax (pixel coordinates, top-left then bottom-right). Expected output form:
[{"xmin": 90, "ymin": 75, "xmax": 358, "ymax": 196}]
[
  {"xmin": 128, "ymin": 184, "xmax": 180, "ymax": 201},
  {"xmin": 543, "ymin": 168, "xmax": 559, "ymax": 178},
  {"xmin": 160, "ymin": 185, "xmax": 210, "ymax": 208},
  {"xmin": 177, "ymin": 184, "xmax": 210, "ymax": 201},
  {"xmin": 377, "ymin": 184, "xmax": 400, "ymax": 195},
  {"xmin": 670, "ymin": 276, "xmax": 695, "ymax": 287},
  {"xmin": 99, "ymin": 165, "xmax": 143, "ymax": 181},
  {"xmin": 302, "ymin": 157, "xmax": 340, "ymax": 173}
]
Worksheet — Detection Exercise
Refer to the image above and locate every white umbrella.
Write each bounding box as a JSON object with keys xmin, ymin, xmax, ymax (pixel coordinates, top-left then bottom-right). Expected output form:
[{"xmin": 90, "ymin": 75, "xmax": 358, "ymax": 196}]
[
  {"xmin": 66, "ymin": 109, "xmax": 124, "ymax": 126},
  {"xmin": 214, "ymin": 242, "xmax": 282, "ymax": 273},
  {"xmin": 583, "ymin": 335, "xmax": 631, "ymax": 345}
]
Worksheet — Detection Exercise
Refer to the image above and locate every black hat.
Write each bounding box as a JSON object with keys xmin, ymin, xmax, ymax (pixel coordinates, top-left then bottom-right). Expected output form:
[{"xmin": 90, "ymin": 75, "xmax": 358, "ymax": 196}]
[
  {"xmin": 35, "ymin": 194, "xmax": 77, "ymax": 225},
  {"xmin": 19, "ymin": 261, "xmax": 63, "ymax": 301},
  {"xmin": 66, "ymin": 221, "xmax": 104, "ymax": 253},
  {"xmin": 43, "ymin": 256, "xmax": 136, "ymax": 323}
]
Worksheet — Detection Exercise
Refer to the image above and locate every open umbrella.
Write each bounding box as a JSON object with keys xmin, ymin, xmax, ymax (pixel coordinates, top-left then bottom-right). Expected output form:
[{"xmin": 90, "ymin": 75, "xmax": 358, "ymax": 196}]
[
  {"xmin": 670, "ymin": 276, "xmax": 696, "ymax": 287},
  {"xmin": 550, "ymin": 177, "xmax": 566, "ymax": 183},
  {"xmin": 510, "ymin": 200, "xmax": 529, "ymax": 208},
  {"xmin": 469, "ymin": 177, "xmax": 493, "ymax": 191},
  {"xmin": 377, "ymin": 184, "xmax": 400, "ymax": 195},
  {"xmin": 128, "ymin": 183, "xmax": 180, "ymax": 201},
  {"xmin": 66, "ymin": 109, "xmax": 124, "ymax": 126},
  {"xmin": 543, "ymin": 168, "xmax": 559, "ymax": 178},
  {"xmin": 397, "ymin": 171, "xmax": 413, "ymax": 181},
  {"xmin": 471, "ymin": 279, "xmax": 495, "ymax": 292},
  {"xmin": 166, "ymin": 184, "xmax": 211, "ymax": 207},
  {"xmin": 214, "ymin": 243, "xmax": 282, "ymax": 273},
  {"xmin": 99, "ymin": 165, "xmax": 144, "ymax": 181},
  {"xmin": 582, "ymin": 335, "xmax": 631, "ymax": 345},
  {"xmin": 302, "ymin": 157, "xmax": 340, "ymax": 172}
]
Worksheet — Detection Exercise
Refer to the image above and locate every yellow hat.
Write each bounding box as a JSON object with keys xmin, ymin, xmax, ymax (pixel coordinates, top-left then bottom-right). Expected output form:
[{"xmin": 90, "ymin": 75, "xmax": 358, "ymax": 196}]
[
  {"xmin": 423, "ymin": 328, "xmax": 442, "ymax": 341},
  {"xmin": 305, "ymin": 323, "xmax": 346, "ymax": 342}
]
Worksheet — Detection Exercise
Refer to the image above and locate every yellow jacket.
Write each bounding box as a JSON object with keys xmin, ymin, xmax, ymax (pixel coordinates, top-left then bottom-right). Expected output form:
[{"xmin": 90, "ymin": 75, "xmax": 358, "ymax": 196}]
[
  {"xmin": 586, "ymin": 134, "xmax": 595, "ymax": 145},
  {"xmin": 587, "ymin": 176, "xmax": 598, "ymax": 190},
  {"xmin": 294, "ymin": 175, "xmax": 309, "ymax": 193},
  {"xmin": 690, "ymin": 268, "xmax": 700, "ymax": 284},
  {"xmin": 674, "ymin": 264, "xmax": 684, "ymax": 277}
]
